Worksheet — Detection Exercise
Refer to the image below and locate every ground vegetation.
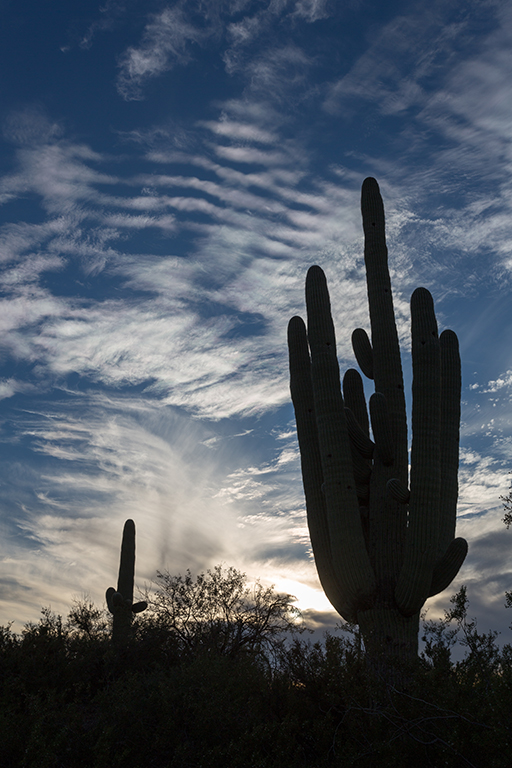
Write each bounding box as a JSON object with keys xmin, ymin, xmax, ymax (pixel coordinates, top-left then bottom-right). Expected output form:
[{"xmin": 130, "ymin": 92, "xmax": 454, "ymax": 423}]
[{"xmin": 0, "ymin": 567, "xmax": 511, "ymax": 767}]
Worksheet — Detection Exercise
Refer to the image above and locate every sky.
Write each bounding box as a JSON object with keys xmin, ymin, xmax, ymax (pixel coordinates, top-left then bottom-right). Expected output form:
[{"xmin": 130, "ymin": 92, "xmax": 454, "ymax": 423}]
[{"xmin": 0, "ymin": 0, "xmax": 511, "ymax": 645}]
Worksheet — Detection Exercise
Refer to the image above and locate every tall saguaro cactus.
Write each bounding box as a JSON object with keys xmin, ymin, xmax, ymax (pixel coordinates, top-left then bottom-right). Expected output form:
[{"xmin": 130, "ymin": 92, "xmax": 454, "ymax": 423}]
[
  {"xmin": 288, "ymin": 178, "xmax": 468, "ymax": 665},
  {"xmin": 106, "ymin": 519, "xmax": 147, "ymax": 644}
]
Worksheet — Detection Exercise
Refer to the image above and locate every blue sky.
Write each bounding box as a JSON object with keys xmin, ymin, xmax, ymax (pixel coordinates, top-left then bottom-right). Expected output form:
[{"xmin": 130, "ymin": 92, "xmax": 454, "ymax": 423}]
[{"xmin": 1, "ymin": 0, "xmax": 511, "ymax": 642}]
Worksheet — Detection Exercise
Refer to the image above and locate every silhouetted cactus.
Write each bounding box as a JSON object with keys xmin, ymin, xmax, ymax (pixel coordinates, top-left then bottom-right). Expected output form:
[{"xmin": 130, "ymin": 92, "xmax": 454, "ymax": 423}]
[
  {"xmin": 288, "ymin": 178, "xmax": 468, "ymax": 666},
  {"xmin": 106, "ymin": 519, "xmax": 147, "ymax": 644}
]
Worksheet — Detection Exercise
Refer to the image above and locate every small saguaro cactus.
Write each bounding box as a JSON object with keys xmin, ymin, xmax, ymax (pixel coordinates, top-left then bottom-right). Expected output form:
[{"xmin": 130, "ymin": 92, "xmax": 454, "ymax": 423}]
[
  {"xmin": 106, "ymin": 519, "xmax": 147, "ymax": 644},
  {"xmin": 287, "ymin": 177, "xmax": 468, "ymax": 667}
]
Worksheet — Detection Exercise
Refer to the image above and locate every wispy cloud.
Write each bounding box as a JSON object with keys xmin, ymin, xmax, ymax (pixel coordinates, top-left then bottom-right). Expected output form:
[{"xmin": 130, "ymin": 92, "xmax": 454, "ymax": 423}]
[
  {"xmin": 199, "ymin": 119, "xmax": 277, "ymax": 144},
  {"xmin": 323, "ymin": 0, "xmax": 481, "ymax": 116},
  {"xmin": 114, "ymin": 0, "xmax": 333, "ymax": 104},
  {"xmin": 0, "ymin": 392, "xmax": 331, "ymax": 630},
  {"xmin": 117, "ymin": 5, "xmax": 212, "ymax": 100},
  {"xmin": 0, "ymin": 394, "xmax": 246, "ymax": 623},
  {"xmin": 292, "ymin": 0, "xmax": 332, "ymax": 23},
  {"xmin": 319, "ymin": 0, "xmax": 512, "ymax": 287},
  {"xmin": 2, "ymin": 105, "xmax": 62, "ymax": 147},
  {"xmin": 0, "ymin": 142, "xmax": 115, "ymax": 214},
  {"xmin": 0, "ymin": 98, "xmax": 481, "ymax": 431},
  {"xmin": 78, "ymin": 0, "xmax": 131, "ymax": 50},
  {"xmin": 0, "ymin": 101, "xmax": 361, "ymax": 424}
]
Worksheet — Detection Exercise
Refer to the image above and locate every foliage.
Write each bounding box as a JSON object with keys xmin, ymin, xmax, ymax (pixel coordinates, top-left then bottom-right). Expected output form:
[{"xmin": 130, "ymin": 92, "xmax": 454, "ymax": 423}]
[
  {"xmin": 143, "ymin": 564, "xmax": 304, "ymax": 662},
  {"xmin": 66, "ymin": 597, "xmax": 109, "ymax": 639},
  {"xmin": 501, "ymin": 476, "xmax": 512, "ymax": 626},
  {"xmin": 501, "ymin": 472, "xmax": 512, "ymax": 529},
  {"xmin": 1, "ymin": 578, "xmax": 512, "ymax": 767}
]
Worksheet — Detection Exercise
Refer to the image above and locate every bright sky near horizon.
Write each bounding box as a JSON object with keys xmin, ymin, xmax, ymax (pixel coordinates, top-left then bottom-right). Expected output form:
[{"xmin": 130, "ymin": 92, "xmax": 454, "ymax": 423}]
[{"xmin": 0, "ymin": 0, "xmax": 511, "ymax": 642}]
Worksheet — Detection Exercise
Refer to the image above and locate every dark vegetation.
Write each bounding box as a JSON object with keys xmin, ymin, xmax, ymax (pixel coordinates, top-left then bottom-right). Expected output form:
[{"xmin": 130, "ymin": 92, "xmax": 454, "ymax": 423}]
[{"xmin": 1, "ymin": 566, "xmax": 511, "ymax": 768}]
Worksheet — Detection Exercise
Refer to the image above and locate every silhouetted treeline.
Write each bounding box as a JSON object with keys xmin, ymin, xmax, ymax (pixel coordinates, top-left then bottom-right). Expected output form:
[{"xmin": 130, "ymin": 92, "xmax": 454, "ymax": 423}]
[{"xmin": 1, "ymin": 569, "xmax": 511, "ymax": 767}]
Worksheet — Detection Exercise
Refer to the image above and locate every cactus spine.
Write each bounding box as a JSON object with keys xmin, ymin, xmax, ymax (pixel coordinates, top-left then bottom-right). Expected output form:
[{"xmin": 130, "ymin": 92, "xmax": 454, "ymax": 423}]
[
  {"xmin": 288, "ymin": 178, "xmax": 468, "ymax": 665},
  {"xmin": 106, "ymin": 519, "xmax": 147, "ymax": 644}
]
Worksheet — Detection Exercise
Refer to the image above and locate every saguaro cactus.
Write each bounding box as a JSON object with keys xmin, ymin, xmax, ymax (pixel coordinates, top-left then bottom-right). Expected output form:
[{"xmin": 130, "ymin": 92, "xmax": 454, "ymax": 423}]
[
  {"xmin": 106, "ymin": 519, "xmax": 147, "ymax": 644},
  {"xmin": 287, "ymin": 178, "xmax": 468, "ymax": 665}
]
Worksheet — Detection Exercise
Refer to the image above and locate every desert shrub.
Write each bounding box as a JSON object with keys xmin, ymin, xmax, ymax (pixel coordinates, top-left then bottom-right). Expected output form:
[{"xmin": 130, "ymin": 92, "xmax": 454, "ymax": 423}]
[{"xmin": 1, "ymin": 579, "xmax": 512, "ymax": 767}]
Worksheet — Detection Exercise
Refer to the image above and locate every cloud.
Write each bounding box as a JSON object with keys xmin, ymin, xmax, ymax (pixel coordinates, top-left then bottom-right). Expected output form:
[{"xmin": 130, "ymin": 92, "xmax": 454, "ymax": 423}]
[
  {"xmin": 134, "ymin": 172, "xmax": 289, "ymax": 213},
  {"xmin": 323, "ymin": 0, "xmax": 477, "ymax": 116},
  {"xmin": 0, "ymin": 394, "xmax": 255, "ymax": 627},
  {"xmin": 223, "ymin": 0, "xmax": 335, "ymax": 76},
  {"xmin": 0, "ymin": 105, "xmax": 453, "ymax": 428},
  {"xmin": 0, "ymin": 392, "xmax": 332, "ymax": 632},
  {"xmin": 7, "ymin": 87, "xmax": 510, "ymax": 468},
  {"xmin": 0, "ymin": 378, "xmax": 33, "ymax": 400},
  {"xmin": 457, "ymin": 448, "xmax": 508, "ymax": 517},
  {"xmin": 0, "ymin": 142, "xmax": 115, "ymax": 215},
  {"xmin": 78, "ymin": 0, "xmax": 131, "ymax": 50},
  {"xmin": 116, "ymin": 5, "xmax": 211, "ymax": 100},
  {"xmin": 199, "ymin": 119, "xmax": 277, "ymax": 144},
  {"xmin": 317, "ymin": 0, "xmax": 512, "ymax": 271},
  {"xmin": 114, "ymin": 1, "xmax": 325, "ymax": 104},
  {"xmin": 214, "ymin": 144, "xmax": 295, "ymax": 167},
  {"xmin": 482, "ymin": 371, "xmax": 512, "ymax": 393},
  {"xmin": 243, "ymin": 44, "xmax": 315, "ymax": 102},
  {"xmin": 2, "ymin": 105, "xmax": 62, "ymax": 147},
  {"xmin": 292, "ymin": 0, "xmax": 332, "ymax": 22}
]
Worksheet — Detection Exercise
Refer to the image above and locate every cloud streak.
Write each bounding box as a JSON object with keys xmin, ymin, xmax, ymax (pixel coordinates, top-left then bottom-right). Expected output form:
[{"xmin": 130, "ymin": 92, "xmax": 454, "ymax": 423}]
[{"xmin": 117, "ymin": 5, "xmax": 213, "ymax": 100}]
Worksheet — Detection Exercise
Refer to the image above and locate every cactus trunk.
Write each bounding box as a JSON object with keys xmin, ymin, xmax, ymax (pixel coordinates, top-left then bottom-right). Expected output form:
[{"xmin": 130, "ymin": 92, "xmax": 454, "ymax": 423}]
[
  {"xmin": 106, "ymin": 519, "xmax": 147, "ymax": 645},
  {"xmin": 288, "ymin": 178, "xmax": 468, "ymax": 672}
]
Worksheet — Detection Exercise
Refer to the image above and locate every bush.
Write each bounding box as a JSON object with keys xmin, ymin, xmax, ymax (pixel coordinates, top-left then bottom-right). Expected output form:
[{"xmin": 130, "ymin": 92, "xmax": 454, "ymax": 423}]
[
  {"xmin": 142, "ymin": 564, "xmax": 304, "ymax": 663},
  {"xmin": 0, "ymin": 577, "xmax": 512, "ymax": 767}
]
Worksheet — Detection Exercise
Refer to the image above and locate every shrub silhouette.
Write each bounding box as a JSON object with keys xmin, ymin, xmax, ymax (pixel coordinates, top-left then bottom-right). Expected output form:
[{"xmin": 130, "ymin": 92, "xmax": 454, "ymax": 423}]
[
  {"xmin": 142, "ymin": 564, "xmax": 303, "ymax": 661},
  {"xmin": 1, "ymin": 575, "xmax": 511, "ymax": 767}
]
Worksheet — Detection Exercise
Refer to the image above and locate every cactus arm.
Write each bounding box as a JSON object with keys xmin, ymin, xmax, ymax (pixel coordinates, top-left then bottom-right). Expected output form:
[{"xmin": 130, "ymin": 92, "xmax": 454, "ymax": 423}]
[
  {"xmin": 352, "ymin": 329, "xmax": 374, "ymax": 380},
  {"xmin": 344, "ymin": 407, "xmax": 374, "ymax": 460},
  {"xmin": 305, "ymin": 266, "xmax": 376, "ymax": 610},
  {"xmin": 343, "ymin": 371, "xmax": 373, "ymax": 505},
  {"xmin": 106, "ymin": 586, "xmax": 115, "ymax": 612},
  {"xmin": 439, "ymin": 329, "xmax": 461, "ymax": 554},
  {"xmin": 429, "ymin": 537, "xmax": 468, "ymax": 596},
  {"xmin": 343, "ymin": 369, "xmax": 370, "ymax": 437},
  {"xmin": 387, "ymin": 478, "xmax": 410, "ymax": 504},
  {"xmin": 288, "ymin": 315, "xmax": 356, "ymax": 620},
  {"xmin": 396, "ymin": 288, "xmax": 441, "ymax": 616},
  {"xmin": 361, "ymin": 178, "xmax": 408, "ymax": 477}
]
